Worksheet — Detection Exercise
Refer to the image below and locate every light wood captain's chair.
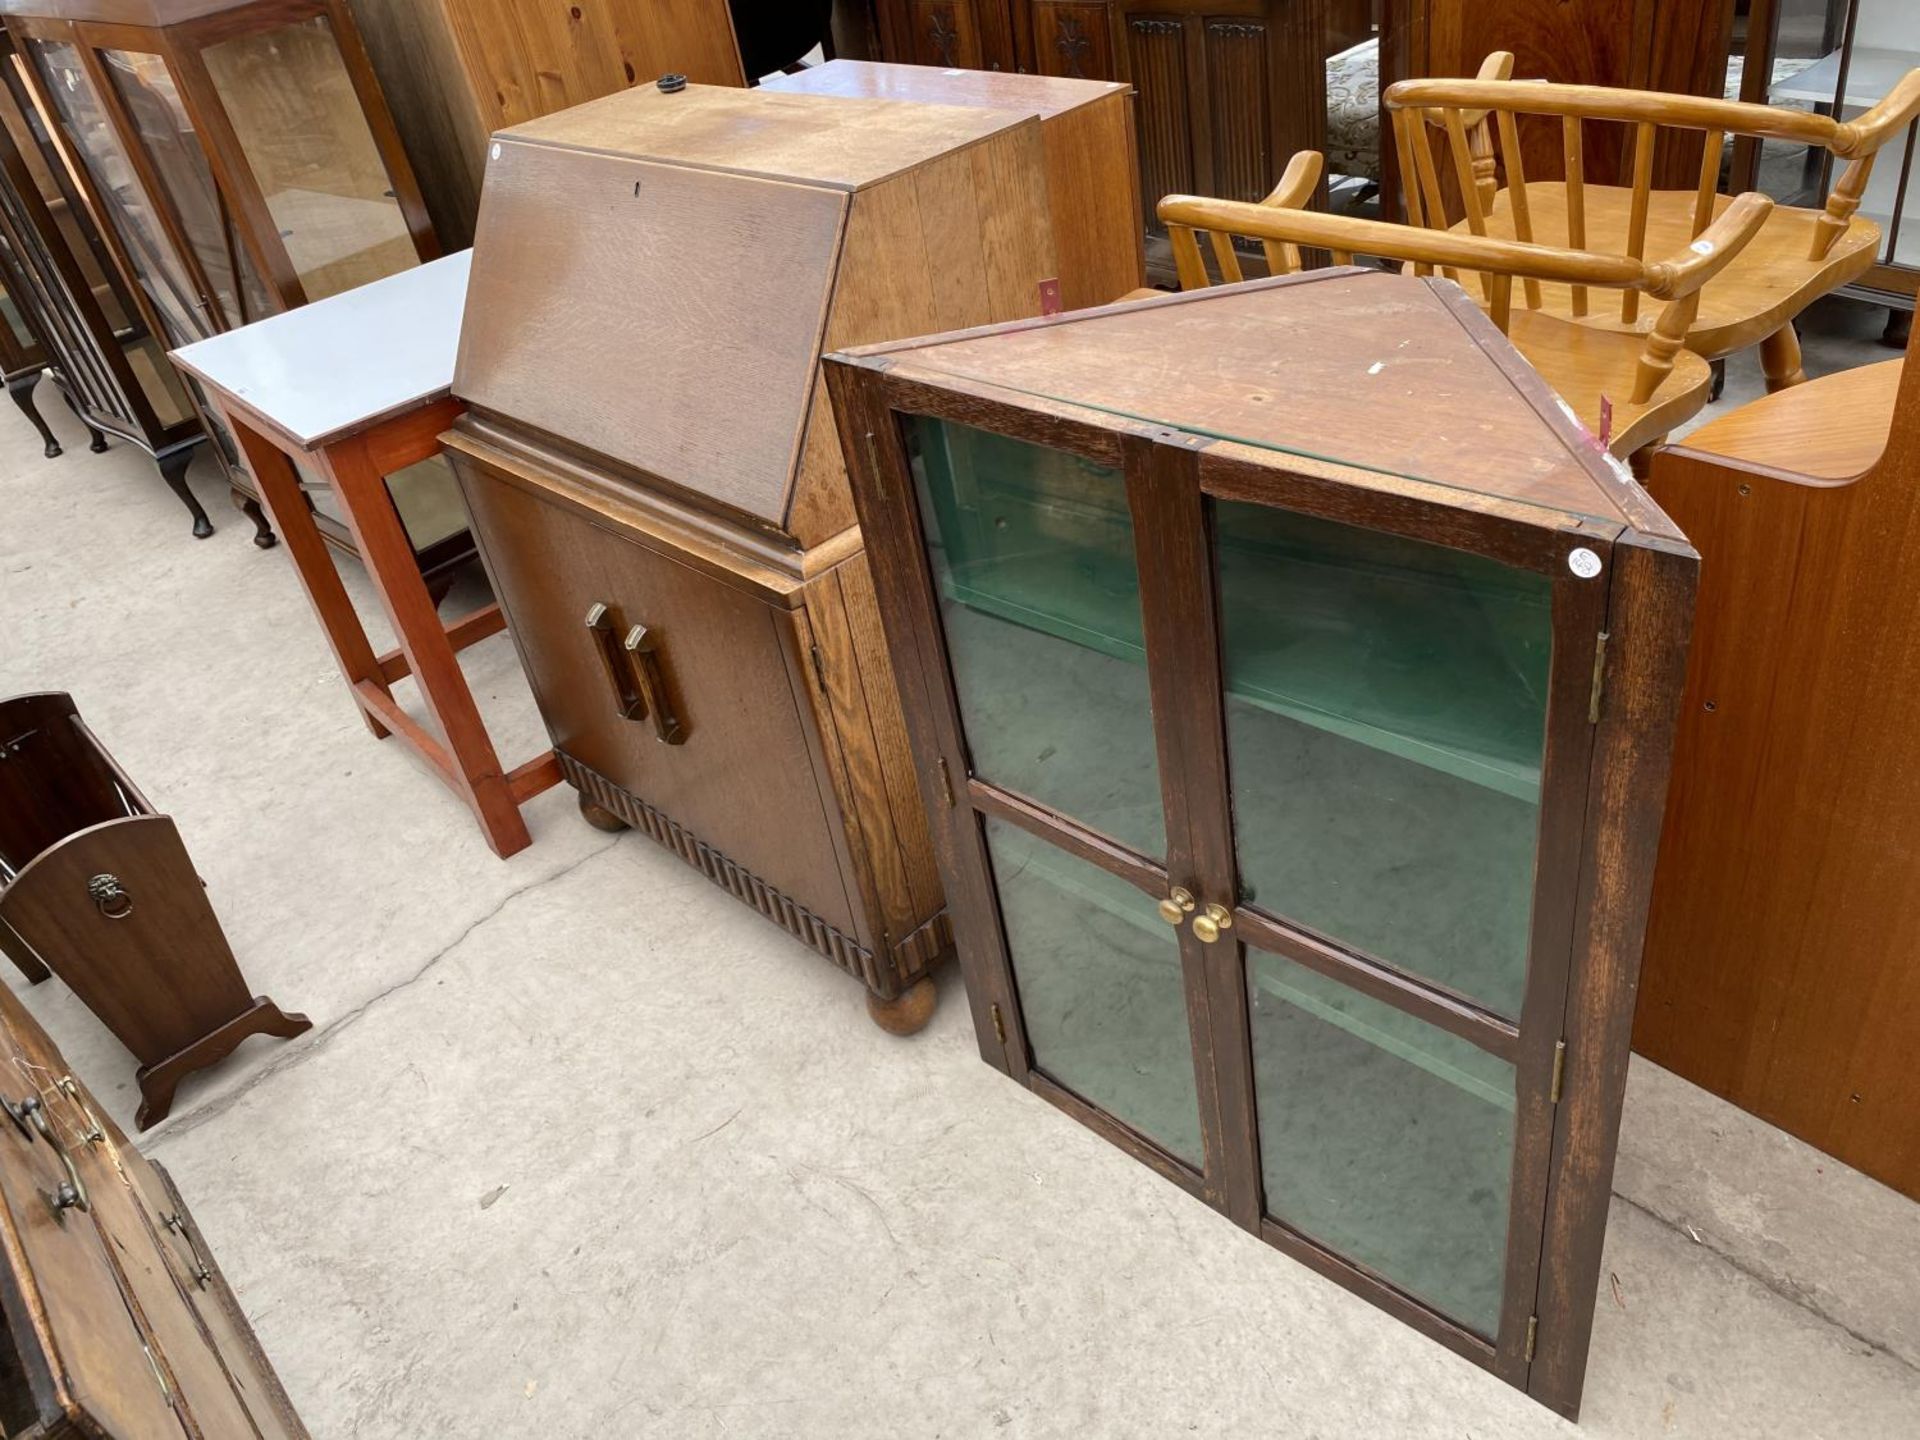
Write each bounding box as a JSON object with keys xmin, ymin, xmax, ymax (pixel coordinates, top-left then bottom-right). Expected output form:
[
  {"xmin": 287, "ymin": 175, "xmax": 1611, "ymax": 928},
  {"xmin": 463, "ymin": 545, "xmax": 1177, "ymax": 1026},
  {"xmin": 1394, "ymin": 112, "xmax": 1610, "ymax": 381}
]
[
  {"xmin": 1384, "ymin": 60, "xmax": 1920, "ymax": 392},
  {"xmin": 1157, "ymin": 175, "xmax": 1773, "ymax": 458}
]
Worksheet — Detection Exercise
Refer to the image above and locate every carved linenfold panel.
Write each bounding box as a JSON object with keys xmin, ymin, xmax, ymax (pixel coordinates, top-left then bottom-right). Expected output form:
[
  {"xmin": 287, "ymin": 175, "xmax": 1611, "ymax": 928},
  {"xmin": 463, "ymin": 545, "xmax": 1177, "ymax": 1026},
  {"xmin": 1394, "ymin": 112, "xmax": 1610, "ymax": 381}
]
[
  {"xmin": 1031, "ymin": 3, "xmax": 1115, "ymax": 81},
  {"xmin": 907, "ymin": 0, "xmax": 984, "ymax": 68},
  {"xmin": 1128, "ymin": 13, "xmax": 1194, "ymax": 231},
  {"xmin": 559, "ymin": 752, "xmax": 950, "ymax": 994},
  {"xmin": 1205, "ymin": 18, "xmax": 1271, "ymax": 204}
]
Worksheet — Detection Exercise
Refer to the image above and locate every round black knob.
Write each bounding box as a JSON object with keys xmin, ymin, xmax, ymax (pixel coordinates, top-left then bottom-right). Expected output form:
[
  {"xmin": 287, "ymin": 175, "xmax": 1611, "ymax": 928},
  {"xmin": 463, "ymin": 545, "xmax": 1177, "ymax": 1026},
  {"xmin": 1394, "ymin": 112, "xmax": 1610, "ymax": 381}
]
[
  {"xmin": 657, "ymin": 73, "xmax": 687, "ymax": 93},
  {"xmin": 51, "ymin": 1182, "xmax": 79, "ymax": 1212}
]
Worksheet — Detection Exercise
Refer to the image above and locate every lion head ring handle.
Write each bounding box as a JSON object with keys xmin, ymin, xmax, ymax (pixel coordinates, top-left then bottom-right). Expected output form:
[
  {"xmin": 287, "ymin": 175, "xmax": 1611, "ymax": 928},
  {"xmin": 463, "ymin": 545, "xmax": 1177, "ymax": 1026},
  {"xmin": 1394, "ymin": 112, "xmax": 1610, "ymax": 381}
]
[{"xmin": 87, "ymin": 873, "xmax": 132, "ymax": 921}]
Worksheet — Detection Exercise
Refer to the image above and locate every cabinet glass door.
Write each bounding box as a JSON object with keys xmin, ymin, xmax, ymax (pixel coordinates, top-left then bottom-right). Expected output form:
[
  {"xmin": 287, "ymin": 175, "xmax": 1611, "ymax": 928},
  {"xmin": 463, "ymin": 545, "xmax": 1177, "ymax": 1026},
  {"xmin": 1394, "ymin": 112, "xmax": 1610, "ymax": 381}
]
[
  {"xmin": 202, "ymin": 16, "xmax": 417, "ymax": 302},
  {"xmin": 1195, "ymin": 489, "xmax": 1580, "ymax": 1346},
  {"xmin": 908, "ymin": 415, "xmax": 1210, "ymax": 1172},
  {"xmin": 26, "ymin": 39, "xmax": 212, "ymax": 347}
]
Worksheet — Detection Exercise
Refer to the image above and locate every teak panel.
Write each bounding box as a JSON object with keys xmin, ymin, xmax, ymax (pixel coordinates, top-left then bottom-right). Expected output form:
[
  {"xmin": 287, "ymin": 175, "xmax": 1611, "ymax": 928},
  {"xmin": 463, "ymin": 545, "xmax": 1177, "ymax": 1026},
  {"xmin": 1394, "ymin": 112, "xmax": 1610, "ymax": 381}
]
[
  {"xmin": 764, "ymin": 58, "xmax": 1145, "ymax": 311},
  {"xmin": 347, "ymin": 0, "xmax": 745, "ymax": 248},
  {"xmin": 1637, "ymin": 356, "xmax": 1920, "ymax": 1200},
  {"xmin": 1392, "ymin": 0, "xmax": 1739, "ymax": 188}
]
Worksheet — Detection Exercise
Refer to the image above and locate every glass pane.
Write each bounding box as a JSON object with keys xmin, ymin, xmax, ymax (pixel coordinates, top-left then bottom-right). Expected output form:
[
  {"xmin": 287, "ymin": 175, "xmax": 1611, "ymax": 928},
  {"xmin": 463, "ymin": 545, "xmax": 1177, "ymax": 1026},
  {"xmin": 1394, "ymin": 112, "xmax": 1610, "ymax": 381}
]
[
  {"xmin": 387, "ymin": 454, "xmax": 468, "ymax": 552},
  {"xmin": 1250, "ymin": 950, "xmax": 1514, "ymax": 1336},
  {"xmin": 985, "ymin": 818, "xmax": 1202, "ymax": 1165},
  {"xmin": 0, "ymin": 282, "xmax": 32, "ymax": 351},
  {"xmin": 125, "ymin": 334, "xmax": 192, "ymax": 428},
  {"xmin": 28, "ymin": 39, "xmax": 211, "ymax": 346},
  {"xmin": 204, "ymin": 17, "xmax": 416, "ymax": 302},
  {"xmin": 100, "ymin": 48, "xmax": 268, "ymax": 329},
  {"xmin": 908, "ymin": 417, "xmax": 1166, "ymax": 858},
  {"xmin": 1218, "ymin": 501, "xmax": 1550, "ymax": 1018}
]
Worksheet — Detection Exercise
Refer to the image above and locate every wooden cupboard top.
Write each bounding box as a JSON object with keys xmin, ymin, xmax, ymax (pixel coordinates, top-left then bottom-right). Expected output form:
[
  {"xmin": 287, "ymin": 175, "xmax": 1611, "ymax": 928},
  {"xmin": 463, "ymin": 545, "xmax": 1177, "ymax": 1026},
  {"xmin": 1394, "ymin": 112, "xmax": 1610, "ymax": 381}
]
[
  {"xmin": 498, "ymin": 81, "xmax": 1028, "ymax": 191},
  {"xmin": 761, "ymin": 58, "xmax": 1129, "ymax": 119},
  {"xmin": 1671, "ymin": 358, "xmax": 1901, "ymax": 485},
  {"xmin": 846, "ymin": 270, "xmax": 1673, "ymax": 533},
  {"xmin": 172, "ymin": 249, "xmax": 469, "ymax": 449}
]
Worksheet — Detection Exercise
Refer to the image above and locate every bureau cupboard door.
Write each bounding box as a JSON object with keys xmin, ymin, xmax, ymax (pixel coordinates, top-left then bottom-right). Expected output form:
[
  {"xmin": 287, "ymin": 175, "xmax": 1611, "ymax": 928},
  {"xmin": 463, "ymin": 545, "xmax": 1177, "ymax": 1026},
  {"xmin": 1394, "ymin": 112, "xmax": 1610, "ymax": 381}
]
[
  {"xmin": 877, "ymin": 400, "xmax": 1613, "ymax": 1391},
  {"xmin": 456, "ymin": 464, "xmax": 864, "ymax": 940}
]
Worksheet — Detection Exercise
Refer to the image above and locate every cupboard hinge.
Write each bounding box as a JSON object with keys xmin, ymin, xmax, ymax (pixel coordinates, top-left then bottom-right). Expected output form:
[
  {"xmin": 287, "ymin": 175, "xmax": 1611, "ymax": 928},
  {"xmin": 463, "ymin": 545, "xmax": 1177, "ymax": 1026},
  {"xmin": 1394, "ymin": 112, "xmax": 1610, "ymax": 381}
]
[
  {"xmin": 990, "ymin": 1002, "xmax": 1007, "ymax": 1045},
  {"xmin": 809, "ymin": 643, "xmax": 828, "ymax": 690},
  {"xmin": 936, "ymin": 756, "xmax": 955, "ymax": 808},
  {"xmin": 1550, "ymin": 1039, "xmax": 1567, "ymax": 1105},
  {"xmin": 1588, "ymin": 631, "xmax": 1611, "ymax": 724},
  {"xmin": 1525, "ymin": 1314, "xmax": 1539, "ymax": 1363}
]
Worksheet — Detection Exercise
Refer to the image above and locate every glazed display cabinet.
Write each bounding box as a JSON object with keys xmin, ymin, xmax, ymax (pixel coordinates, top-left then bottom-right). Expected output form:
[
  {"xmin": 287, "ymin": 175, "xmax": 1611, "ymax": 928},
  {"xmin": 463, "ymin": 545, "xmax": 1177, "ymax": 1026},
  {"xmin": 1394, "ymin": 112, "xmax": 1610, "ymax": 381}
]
[
  {"xmin": 1, "ymin": 0, "xmax": 450, "ymax": 553},
  {"xmin": 0, "ymin": 30, "xmax": 206, "ymax": 525},
  {"xmin": 828, "ymin": 268, "xmax": 1698, "ymax": 1415},
  {"xmin": 1731, "ymin": 0, "xmax": 1920, "ymax": 314}
]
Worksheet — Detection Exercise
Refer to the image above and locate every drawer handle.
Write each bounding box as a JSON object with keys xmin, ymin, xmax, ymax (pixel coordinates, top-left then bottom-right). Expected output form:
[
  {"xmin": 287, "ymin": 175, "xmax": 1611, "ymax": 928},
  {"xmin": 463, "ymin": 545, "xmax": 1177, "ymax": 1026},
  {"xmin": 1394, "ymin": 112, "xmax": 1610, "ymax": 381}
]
[
  {"xmin": 87, "ymin": 873, "xmax": 133, "ymax": 920},
  {"xmin": 585, "ymin": 603, "xmax": 647, "ymax": 723},
  {"xmin": 623, "ymin": 624, "xmax": 686, "ymax": 746},
  {"xmin": 21, "ymin": 1098, "xmax": 88, "ymax": 1215}
]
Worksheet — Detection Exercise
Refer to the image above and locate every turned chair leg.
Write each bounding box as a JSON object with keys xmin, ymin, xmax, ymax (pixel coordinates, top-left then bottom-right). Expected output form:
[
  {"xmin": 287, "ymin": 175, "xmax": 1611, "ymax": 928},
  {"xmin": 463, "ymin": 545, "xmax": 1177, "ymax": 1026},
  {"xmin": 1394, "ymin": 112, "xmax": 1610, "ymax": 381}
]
[
  {"xmin": 156, "ymin": 448, "xmax": 214, "ymax": 539},
  {"xmin": 7, "ymin": 372, "xmax": 61, "ymax": 458},
  {"xmin": 1759, "ymin": 324, "xmax": 1808, "ymax": 393},
  {"xmin": 231, "ymin": 487, "xmax": 277, "ymax": 549}
]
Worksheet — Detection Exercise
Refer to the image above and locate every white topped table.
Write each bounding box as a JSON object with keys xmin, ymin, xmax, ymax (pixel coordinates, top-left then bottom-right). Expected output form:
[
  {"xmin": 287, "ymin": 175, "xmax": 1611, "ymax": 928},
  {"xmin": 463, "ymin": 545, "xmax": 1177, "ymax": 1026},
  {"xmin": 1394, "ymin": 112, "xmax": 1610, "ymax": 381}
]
[{"xmin": 172, "ymin": 251, "xmax": 559, "ymax": 859}]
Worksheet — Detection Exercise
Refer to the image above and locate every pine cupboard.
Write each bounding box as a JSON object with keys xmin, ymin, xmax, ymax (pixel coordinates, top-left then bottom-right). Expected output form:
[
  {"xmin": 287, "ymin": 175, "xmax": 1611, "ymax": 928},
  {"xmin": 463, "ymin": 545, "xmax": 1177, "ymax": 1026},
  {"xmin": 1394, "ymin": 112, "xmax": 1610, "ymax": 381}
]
[
  {"xmin": 826, "ymin": 268, "xmax": 1698, "ymax": 1413},
  {"xmin": 346, "ymin": 0, "xmax": 747, "ymax": 249},
  {"xmin": 445, "ymin": 83, "xmax": 1060, "ymax": 1032}
]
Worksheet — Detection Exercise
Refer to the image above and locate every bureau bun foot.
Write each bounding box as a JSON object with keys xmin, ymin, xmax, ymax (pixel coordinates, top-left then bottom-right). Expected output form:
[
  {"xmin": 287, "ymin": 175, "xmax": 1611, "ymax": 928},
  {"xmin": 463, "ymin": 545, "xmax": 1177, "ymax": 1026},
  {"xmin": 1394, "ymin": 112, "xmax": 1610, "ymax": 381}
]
[
  {"xmin": 577, "ymin": 796, "xmax": 630, "ymax": 833},
  {"xmin": 866, "ymin": 976, "xmax": 937, "ymax": 1036}
]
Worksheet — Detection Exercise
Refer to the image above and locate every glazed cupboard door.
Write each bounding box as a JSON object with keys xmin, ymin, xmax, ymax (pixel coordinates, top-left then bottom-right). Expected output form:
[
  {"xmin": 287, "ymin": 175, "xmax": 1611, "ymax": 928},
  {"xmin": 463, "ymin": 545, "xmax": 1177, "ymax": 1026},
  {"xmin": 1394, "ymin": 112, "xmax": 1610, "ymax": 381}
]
[
  {"xmin": 893, "ymin": 413, "xmax": 1232, "ymax": 1193},
  {"xmin": 1152, "ymin": 440, "xmax": 1612, "ymax": 1383}
]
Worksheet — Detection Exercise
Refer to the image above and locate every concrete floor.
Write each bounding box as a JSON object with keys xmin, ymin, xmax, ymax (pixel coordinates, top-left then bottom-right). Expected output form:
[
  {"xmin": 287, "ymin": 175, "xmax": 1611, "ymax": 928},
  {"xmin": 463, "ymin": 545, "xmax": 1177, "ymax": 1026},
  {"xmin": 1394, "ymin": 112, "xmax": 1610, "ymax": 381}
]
[{"xmin": 2, "ymin": 299, "xmax": 1917, "ymax": 1437}]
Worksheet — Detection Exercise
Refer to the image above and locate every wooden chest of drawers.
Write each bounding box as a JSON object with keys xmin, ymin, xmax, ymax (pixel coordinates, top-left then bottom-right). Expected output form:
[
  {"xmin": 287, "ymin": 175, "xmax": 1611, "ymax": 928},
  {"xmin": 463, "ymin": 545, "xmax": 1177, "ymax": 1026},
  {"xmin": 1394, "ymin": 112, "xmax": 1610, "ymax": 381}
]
[
  {"xmin": 446, "ymin": 82, "xmax": 1060, "ymax": 1030},
  {"xmin": 0, "ymin": 982, "xmax": 306, "ymax": 1437}
]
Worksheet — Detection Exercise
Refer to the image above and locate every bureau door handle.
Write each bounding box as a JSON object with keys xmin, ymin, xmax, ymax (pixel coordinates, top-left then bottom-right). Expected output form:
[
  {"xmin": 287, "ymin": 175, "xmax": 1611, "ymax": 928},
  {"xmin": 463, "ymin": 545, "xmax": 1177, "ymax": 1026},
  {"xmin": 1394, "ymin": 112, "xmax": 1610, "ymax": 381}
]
[
  {"xmin": 585, "ymin": 603, "xmax": 647, "ymax": 723},
  {"xmin": 623, "ymin": 624, "xmax": 686, "ymax": 745}
]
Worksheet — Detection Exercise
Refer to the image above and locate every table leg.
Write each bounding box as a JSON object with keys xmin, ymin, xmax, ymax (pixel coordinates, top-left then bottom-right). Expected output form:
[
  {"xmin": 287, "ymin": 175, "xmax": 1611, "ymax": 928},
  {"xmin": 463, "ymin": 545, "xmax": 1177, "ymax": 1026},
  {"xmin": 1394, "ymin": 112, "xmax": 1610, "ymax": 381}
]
[
  {"xmin": 227, "ymin": 413, "xmax": 394, "ymax": 741},
  {"xmin": 316, "ymin": 429, "xmax": 532, "ymax": 859}
]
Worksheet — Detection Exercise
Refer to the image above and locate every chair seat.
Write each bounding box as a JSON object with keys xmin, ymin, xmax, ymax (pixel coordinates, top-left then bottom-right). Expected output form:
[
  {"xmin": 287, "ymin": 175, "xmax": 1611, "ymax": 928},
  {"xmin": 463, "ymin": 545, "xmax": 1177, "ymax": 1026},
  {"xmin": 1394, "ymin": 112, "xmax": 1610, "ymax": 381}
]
[
  {"xmin": 1457, "ymin": 184, "xmax": 1880, "ymax": 358},
  {"xmin": 1506, "ymin": 308, "xmax": 1713, "ymax": 458}
]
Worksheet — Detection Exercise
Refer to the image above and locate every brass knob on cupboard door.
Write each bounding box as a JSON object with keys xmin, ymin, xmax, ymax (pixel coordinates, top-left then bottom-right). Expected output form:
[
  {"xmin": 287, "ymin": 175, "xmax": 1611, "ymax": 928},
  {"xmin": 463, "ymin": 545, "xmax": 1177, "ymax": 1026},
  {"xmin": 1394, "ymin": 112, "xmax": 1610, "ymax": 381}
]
[
  {"xmin": 1191, "ymin": 904, "xmax": 1234, "ymax": 945},
  {"xmin": 1158, "ymin": 887, "xmax": 1197, "ymax": 926}
]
